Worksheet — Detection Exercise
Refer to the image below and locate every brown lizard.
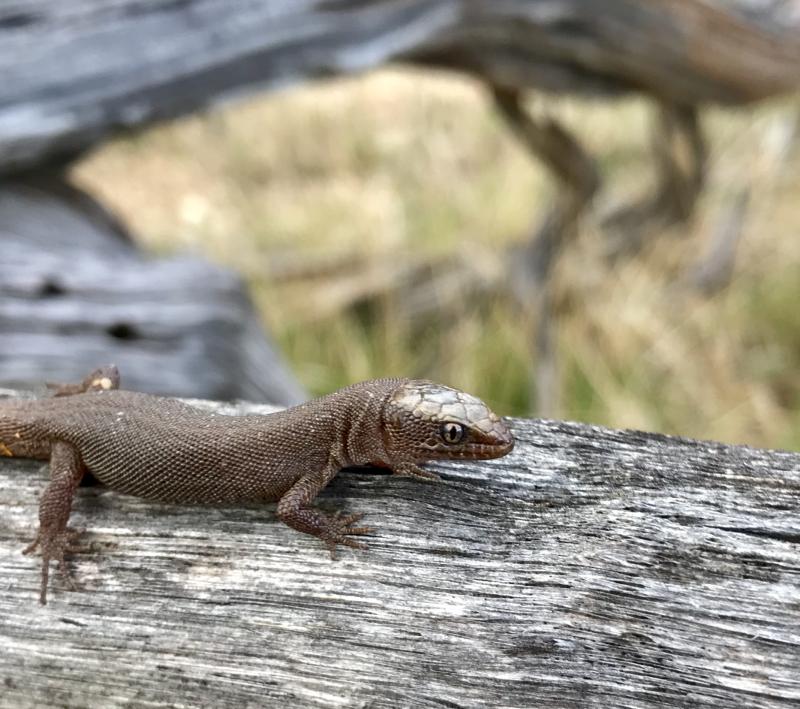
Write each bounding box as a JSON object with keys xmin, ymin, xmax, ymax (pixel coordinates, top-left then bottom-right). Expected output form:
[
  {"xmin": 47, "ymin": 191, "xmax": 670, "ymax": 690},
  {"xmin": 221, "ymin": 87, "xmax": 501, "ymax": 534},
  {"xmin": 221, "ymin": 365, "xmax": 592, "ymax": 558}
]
[{"xmin": 0, "ymin": 367, "xmax": 514, "ymax": 604}]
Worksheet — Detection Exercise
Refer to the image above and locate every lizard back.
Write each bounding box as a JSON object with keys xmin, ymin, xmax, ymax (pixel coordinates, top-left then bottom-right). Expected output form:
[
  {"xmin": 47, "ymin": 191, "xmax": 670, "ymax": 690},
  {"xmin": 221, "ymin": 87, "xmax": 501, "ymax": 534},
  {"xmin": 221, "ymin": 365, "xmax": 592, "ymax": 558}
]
[{"xmin": 0, "ymin": 389, "xmax": 355, "ymax": 503}]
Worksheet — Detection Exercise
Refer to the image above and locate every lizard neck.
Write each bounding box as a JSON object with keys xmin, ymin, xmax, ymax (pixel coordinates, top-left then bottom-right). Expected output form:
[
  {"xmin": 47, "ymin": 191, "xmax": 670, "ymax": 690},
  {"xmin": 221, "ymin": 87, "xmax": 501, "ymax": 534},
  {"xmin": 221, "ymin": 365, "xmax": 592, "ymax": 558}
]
[{"xmin": 324, "ymin": 379, "xmax": 402, "ymax": 468}]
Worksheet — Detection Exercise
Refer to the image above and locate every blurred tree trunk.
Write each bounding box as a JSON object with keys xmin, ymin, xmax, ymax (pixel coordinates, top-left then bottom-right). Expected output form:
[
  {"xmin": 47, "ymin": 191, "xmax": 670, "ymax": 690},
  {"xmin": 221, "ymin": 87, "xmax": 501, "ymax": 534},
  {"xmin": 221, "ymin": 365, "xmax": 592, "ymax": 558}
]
[
  {"xmin": 0, "ymin": 174, "xmax": 307, "ymax": 404},
  {"xmin": 0, "ymin": 0, "xmax": 798, "ymax": 174}
]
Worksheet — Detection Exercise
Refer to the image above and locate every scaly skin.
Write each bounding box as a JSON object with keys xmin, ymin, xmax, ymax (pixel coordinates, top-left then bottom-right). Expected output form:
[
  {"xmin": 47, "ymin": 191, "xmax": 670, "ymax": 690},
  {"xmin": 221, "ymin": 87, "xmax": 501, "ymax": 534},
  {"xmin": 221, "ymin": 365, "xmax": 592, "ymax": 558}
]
[{"xmin": 0, "ymin": 367, "xmax": 514, "ymax": 604}]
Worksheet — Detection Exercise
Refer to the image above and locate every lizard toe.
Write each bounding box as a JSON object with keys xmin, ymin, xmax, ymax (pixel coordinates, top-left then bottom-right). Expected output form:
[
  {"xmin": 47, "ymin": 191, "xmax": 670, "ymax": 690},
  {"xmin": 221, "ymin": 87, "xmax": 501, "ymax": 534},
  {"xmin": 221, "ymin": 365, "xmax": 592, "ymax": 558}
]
[
  {"xmin": 322, "ymin": 511, "xmax": 374, "ymax": 558},
  {"xmin": 22, "ymin": 531, "xmax": 41, "ymax": 556},
  {"xmin": 27, "ymin": 527, "xmax": 86, "ymax": 603}
]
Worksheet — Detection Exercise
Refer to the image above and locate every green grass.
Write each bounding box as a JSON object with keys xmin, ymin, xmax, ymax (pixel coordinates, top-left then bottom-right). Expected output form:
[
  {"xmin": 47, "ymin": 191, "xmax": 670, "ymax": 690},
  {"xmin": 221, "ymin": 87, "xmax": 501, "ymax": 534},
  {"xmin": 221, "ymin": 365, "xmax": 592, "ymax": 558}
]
[{"xmin": 72, "ymin": 70, "xmax": 800, "ymax": 450}]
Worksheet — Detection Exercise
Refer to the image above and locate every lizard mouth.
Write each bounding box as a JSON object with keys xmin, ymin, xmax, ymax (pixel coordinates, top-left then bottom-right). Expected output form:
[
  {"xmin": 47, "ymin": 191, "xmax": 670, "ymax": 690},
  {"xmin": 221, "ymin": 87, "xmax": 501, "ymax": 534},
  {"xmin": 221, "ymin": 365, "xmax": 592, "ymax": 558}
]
[
  {"xmin": 464, "ymin": 439, "xmax": 514, "ymax": 458},
  {"xmin": 469, "ymin": 419, "xmax": 515, "ymax": 458}
]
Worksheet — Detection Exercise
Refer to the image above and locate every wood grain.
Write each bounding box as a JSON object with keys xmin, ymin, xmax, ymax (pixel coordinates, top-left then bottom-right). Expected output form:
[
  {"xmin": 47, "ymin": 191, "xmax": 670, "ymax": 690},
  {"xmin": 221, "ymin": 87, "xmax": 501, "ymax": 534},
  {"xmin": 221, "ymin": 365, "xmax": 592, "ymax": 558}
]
[
  {"xmin": 1, "ymin": 0, "xmax": 798, "ymax": 174},
  {"xmin": 1, "ymin": 395, "xmax": 798, "ymax": 707},
  {"xmin": 0, "ymin": 176, "xmax": 307, "ymax": 405}
]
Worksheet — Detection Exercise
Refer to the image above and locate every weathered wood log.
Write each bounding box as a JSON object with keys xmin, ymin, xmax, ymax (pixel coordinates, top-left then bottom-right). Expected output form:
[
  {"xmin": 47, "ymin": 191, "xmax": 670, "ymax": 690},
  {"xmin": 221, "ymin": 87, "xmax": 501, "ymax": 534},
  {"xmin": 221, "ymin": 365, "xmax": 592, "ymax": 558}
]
[
  {"xmin": 0, "ymin": 175, "xmax": 307, "ymax": 405},
  {"xmin": 1, "ymin": 0, "xmax": 798, "ymax": 175},
  {"xmin": 1, "ymin": 392, "xmax": 798, "ymax": 707}
]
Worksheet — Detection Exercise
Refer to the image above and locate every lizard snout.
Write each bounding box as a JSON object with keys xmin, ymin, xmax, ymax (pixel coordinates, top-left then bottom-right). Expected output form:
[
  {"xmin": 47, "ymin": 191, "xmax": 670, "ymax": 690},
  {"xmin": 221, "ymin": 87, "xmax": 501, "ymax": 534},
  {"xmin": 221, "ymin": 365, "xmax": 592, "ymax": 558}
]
[{"xmin": 474, "ymin": 418, "xmax": 515, "ymax": 458}]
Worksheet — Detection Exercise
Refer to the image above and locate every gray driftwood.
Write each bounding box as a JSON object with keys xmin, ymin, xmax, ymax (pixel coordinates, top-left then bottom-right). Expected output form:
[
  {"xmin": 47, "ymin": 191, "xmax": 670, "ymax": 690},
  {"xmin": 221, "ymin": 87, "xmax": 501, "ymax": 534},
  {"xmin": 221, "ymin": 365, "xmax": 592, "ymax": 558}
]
[
  {"xmin": 1, "ymin": 0, "xmax": 799, "ymax": 173},
  {"xmin": 1, "ymin": 393, "xmax": 798, "ymax": 708},
  {"xmin": 0, "ymin": 175, "xmax": 306, "ymax": 405}
]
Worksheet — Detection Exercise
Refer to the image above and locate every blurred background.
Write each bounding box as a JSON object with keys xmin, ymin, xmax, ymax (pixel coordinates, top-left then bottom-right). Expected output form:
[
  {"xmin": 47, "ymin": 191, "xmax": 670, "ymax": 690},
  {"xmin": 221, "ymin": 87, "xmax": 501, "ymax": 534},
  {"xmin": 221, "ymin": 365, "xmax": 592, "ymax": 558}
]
[
  {"xmin": 2, "ymin": 2, "xmax": 799, "ymax": 451},
  {"xmin": 70, "ymin": 69, "xmax": 800, "ymax": 450}
]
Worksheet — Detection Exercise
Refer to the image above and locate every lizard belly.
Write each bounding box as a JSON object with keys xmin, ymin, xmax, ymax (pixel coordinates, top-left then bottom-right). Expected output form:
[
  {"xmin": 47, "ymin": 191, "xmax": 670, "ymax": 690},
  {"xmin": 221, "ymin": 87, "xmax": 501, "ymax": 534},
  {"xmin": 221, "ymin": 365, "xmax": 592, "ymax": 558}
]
[{"xmin": 75, "ymin": 429, "xmax": 301, "ymax": 505}]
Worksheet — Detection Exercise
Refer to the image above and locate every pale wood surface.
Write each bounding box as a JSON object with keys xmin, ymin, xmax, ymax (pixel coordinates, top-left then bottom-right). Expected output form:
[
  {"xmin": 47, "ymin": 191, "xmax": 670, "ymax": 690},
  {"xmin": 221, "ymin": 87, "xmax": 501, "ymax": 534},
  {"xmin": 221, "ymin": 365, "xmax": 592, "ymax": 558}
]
[{"xmin": 1, "ymin": 394, "xmax": 798, "ymax": 707}]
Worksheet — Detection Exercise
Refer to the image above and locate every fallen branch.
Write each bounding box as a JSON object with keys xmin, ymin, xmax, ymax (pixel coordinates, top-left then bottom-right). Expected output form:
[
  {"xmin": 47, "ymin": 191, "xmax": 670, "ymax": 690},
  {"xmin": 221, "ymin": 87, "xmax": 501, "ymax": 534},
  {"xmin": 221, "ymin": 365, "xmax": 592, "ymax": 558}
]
[{"xmin": 1, "ymin": 393, "xmax": 798, "ymax": 707}]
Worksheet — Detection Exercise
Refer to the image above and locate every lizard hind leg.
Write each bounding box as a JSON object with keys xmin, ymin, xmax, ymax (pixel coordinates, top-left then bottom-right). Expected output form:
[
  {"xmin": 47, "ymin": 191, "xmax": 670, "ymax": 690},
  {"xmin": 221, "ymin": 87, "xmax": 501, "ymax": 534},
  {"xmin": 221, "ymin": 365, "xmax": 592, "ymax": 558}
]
[
  {"xmin": 47, "ymin": 364, "xmax": 121, "ymax": 397},
  {"xmin": 22, "ymin": 441, "xmax": 87, "ymax": 604}
]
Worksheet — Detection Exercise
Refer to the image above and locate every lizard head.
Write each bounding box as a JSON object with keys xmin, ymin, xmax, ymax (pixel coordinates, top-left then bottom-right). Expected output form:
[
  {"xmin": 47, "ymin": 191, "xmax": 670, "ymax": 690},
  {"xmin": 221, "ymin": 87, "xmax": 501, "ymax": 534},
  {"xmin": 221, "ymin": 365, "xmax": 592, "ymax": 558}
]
[{"xmin": 382, "ymin": 381, "xmax": 514, "ymax": 464}]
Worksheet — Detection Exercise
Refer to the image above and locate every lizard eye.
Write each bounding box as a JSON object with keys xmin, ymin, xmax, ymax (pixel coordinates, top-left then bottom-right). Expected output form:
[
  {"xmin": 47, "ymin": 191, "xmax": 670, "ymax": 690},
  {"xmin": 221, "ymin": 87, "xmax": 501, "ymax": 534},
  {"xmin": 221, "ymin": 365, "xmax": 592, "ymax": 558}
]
[{"xmin": 440, "ymin": 422, "xmax": 466, "ymax": 444}]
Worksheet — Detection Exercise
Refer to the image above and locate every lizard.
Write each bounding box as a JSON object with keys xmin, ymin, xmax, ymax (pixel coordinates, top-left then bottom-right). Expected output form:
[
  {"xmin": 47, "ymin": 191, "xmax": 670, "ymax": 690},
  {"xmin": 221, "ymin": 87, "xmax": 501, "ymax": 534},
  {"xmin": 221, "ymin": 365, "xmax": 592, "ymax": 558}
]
[{"xmin": 0, "ymin": 366, "xmax": 515, "ymax": 604}]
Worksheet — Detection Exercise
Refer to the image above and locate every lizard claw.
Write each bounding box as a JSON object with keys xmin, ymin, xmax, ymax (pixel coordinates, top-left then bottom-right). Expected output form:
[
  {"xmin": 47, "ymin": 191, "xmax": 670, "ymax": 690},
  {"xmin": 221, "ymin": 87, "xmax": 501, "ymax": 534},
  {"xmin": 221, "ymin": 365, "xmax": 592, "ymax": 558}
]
[{"xmin": 323, "ymin": 512, "xmax": 374, "ymax": 559}]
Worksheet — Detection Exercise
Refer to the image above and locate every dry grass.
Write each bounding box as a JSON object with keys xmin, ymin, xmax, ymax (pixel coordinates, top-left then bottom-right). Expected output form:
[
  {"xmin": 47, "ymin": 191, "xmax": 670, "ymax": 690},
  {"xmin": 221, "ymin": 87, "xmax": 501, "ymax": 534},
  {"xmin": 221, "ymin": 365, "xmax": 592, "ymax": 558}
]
[{"xmin": 72, "ymin": 69, "xmax": 800, "ymax": 450}]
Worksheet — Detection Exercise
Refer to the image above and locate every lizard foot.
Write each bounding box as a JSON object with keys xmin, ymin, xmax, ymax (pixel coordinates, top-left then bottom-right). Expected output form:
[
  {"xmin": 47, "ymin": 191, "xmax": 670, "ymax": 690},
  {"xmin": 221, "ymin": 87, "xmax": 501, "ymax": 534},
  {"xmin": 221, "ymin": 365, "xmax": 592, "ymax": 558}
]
[
  {"xmin": 322, "ymin": 512, "xmax": 374, "ymax": 559},
  {"xmin": 392, "ymin": 462, "xmax": 441, "ymax": 481},
  {"xmin": 47, "ymin": 365, "xmax": 120, "ymax": 397},
  {"xmin": 23, "ymin": 526, "xmax": 87, "ymax": 604}
]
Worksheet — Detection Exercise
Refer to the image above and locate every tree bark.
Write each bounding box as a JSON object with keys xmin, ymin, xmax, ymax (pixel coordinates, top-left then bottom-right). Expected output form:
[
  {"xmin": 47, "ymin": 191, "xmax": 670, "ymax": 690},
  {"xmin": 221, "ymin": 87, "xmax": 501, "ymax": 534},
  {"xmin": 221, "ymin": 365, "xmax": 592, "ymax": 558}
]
[{"xmin": 1, "ymin": 394, "xmax": 798, "ymax": 708}]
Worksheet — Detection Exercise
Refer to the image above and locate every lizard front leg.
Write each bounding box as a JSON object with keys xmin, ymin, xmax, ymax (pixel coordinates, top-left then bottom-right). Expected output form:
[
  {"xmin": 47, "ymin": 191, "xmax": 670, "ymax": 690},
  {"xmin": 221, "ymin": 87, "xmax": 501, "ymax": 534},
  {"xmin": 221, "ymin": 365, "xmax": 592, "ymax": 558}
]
[
  {"xmin": 23, "ymin": 441, "xmax": 87, "ymax": 605},
  {"xmin": 276, "ymin": 464, "xmax": 373, "ymax": 558},
  {"xmin": 392, "ymin": 461, "xmax": 441, "ymax": 481}
]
